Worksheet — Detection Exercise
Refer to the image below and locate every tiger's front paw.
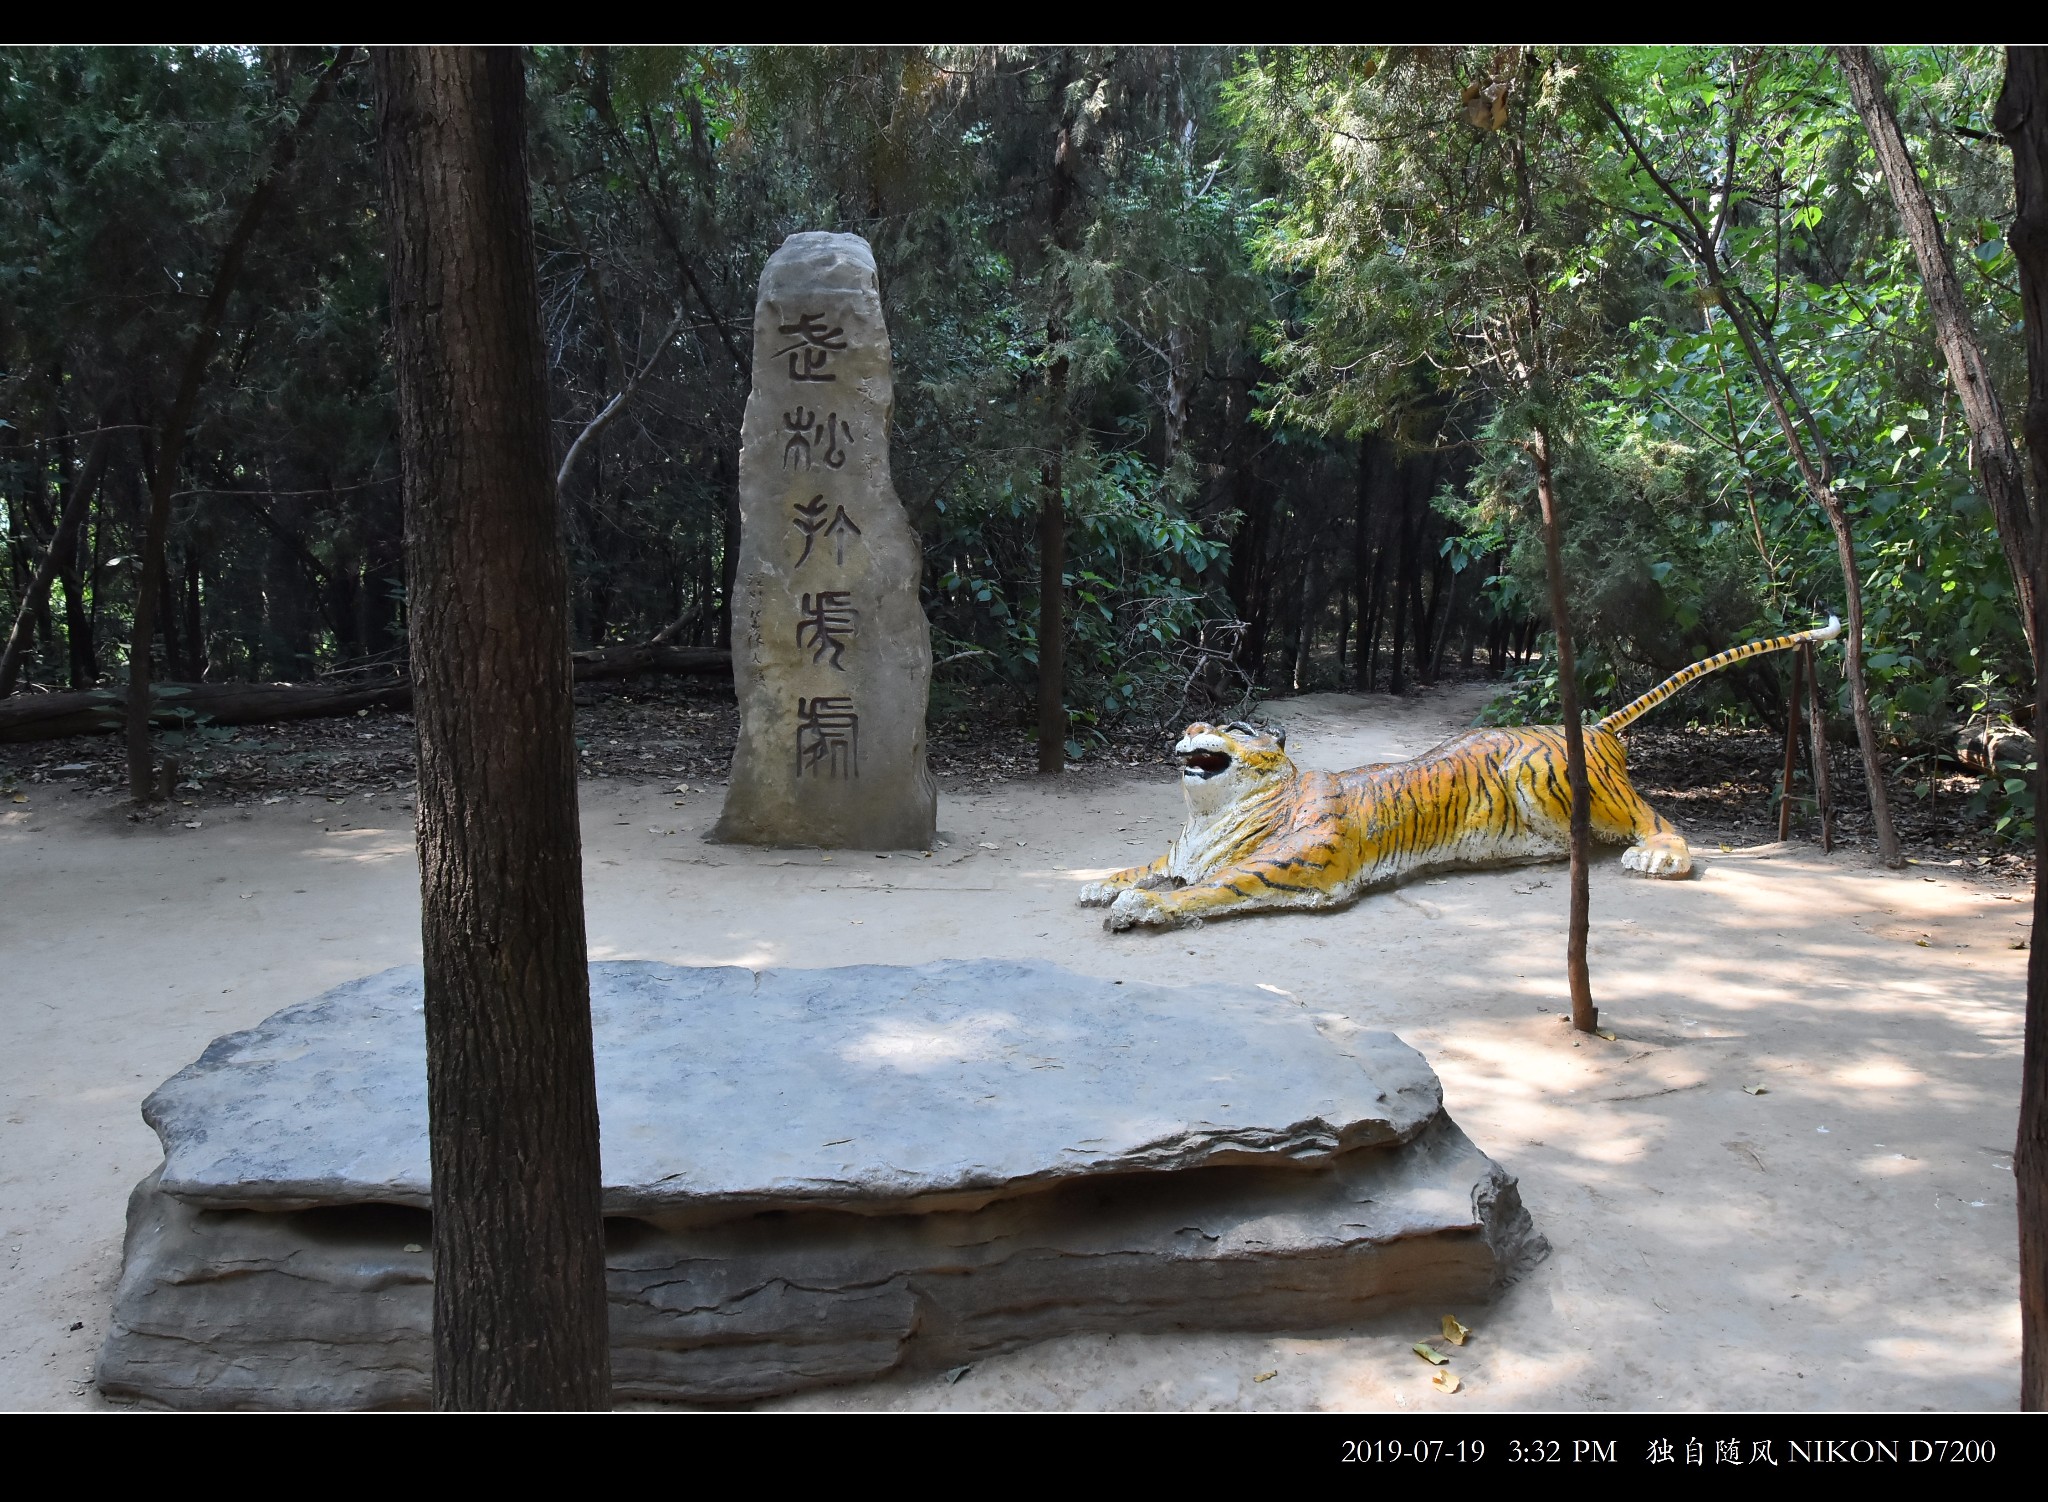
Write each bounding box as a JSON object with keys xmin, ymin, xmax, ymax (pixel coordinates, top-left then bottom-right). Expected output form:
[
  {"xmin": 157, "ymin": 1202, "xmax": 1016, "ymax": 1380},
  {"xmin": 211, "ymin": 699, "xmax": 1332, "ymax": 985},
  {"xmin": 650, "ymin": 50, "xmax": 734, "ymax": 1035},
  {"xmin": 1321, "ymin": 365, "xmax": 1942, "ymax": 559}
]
[
  {"xmin": 1104, "ymin": 887, "xmax": 1182, "ymax": 932},
  {"xmin": 1622, "ymin": 834, "xmax": 1693, "ymax": 878},
  {"xmin": 1077, "ymin": 881, "xmax": 1120, "ymax": 908}
]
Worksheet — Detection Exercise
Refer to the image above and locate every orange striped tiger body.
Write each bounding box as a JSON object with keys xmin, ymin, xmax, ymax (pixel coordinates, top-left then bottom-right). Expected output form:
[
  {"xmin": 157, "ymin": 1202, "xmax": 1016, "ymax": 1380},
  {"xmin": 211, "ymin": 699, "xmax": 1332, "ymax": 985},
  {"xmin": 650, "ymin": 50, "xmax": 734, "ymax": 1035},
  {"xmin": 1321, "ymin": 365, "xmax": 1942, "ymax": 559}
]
[{"xmin": 1080, "ymin": 619, "xmax": 1840, "ymax": 932}]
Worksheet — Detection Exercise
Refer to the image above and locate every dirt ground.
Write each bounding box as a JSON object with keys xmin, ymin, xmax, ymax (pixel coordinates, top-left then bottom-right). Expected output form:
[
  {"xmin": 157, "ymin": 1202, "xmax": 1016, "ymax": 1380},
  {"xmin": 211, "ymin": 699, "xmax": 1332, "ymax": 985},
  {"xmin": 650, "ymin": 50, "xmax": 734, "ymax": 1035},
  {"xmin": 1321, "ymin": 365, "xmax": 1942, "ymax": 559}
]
[{"xmin": 0, "ymin": 681, "xmax": 2026, "ymax": 1411}]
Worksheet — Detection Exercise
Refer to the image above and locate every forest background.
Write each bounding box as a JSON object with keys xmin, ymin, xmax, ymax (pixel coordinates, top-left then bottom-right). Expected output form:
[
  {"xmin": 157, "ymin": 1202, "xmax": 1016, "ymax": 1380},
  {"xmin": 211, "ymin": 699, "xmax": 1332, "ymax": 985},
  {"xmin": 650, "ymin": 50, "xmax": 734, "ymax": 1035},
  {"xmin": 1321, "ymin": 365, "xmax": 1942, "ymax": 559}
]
[{"xmin": 0, "ymin": 44, "xmax": 2033, "ymax": 844}]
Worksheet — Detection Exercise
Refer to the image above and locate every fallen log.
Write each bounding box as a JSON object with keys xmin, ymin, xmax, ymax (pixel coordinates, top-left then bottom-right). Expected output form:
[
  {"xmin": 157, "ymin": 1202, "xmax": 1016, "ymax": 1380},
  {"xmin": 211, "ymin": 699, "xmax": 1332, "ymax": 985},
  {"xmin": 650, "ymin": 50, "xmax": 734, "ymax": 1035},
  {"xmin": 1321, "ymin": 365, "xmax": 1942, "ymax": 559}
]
[
  {"xmin": 0, "ymin": 681, "xmax": 412, "ymax": 742},
  {"xmin": 0, "ymin": 646, "xmax": 731, "ymax": 744},
  {"xmin": 568, "ymin": 643, "xmax": 730, "ymax": 681}
]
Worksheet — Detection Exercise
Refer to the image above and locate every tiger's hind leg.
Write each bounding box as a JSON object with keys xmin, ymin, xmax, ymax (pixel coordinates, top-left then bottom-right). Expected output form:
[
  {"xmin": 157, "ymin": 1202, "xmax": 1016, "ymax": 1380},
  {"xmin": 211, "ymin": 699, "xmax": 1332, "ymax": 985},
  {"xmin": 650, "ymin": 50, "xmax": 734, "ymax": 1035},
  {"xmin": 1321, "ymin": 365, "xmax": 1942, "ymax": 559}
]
[
  {"xmin": 1584, "ymin": 729, "xmax": 1692, "ymax": 878},
  {"xmin": 1617, "ymin": 819, "xmax": 1691, "ymax": 878}
]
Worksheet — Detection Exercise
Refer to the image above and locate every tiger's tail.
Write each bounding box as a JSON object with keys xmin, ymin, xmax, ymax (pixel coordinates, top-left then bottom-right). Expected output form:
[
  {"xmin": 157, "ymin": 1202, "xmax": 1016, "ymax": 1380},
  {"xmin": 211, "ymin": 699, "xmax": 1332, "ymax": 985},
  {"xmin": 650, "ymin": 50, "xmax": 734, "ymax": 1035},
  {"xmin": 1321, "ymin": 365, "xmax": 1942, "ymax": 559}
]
[{"xmin": 1595, "ymin": 616, "xmax": 1842, "ymax": 735}]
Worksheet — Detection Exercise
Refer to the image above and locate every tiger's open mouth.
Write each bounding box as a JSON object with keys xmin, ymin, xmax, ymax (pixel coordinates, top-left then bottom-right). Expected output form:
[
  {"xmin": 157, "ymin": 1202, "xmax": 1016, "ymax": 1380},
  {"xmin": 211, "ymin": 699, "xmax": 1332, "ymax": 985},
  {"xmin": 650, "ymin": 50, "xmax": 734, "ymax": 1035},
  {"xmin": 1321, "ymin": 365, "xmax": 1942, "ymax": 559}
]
[{"xmin": 1182, "ymin": 750, "xmax": 1233, "ymax": 779}]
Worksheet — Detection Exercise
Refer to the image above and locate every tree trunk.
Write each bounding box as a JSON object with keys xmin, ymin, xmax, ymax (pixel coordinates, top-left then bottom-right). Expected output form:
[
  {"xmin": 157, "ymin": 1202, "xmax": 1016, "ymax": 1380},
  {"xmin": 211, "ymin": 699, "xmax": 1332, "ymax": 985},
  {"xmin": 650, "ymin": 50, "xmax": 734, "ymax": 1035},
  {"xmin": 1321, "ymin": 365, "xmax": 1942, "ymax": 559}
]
[
  {"xmin": 1227, "ymin": 458, "xmax": 1271, "ymax": 680},
  {"xmin": 126, "ymin": 53, "xmax": 346, "ymax": 800},
  {"xmin": 718, "ymin": 450, "xmax": 739, "ymax": 649},
  {"xmin": 0, "ymin": 427, "xmax": 110, "ymax": 697},
  {"xmin": 1334, "ymin": 587, "xmax": 1351, "ymax": 680},
  {"xmin": 1389, "ymin": 470, "xmax": 1415, "ymax": 696},
  {"xmin": 156, "ymin": 546, "xmax": 184, "ymax": 685},
  {"xmin": 375, "ymin": 44, "xmax": 610, "ymax": 1411},
  {"xmin": 181, "ymin": 557, "xmax": 204, "ymax": 680},
  {"xmin": 1354, "ymin": 433, "xmax": 1377, "ymax": 689},
  {"xmin": 4, "ymin": 452, "xmax": 26, "ymax": 617},
  {"xmin": 60, "ymin": 502, "xmax": 94, "ymax": 688},
  {"xmin": 1841, "ymin": 45, "xmax": 2037, "ymax": 665},
  {"xmin": 1777, "ymin": 647, "xmax": 1804, "ymax": 842},
  {"xmin": 1429, "ymin": 564, "xmax": 1464, "ymax": 683},
  {"xmin": 1996, "ymin": 41, "xmax": 2048, "ymax": 1416},
  {"xmin": 1421, "ymin": 553, "xmax": 1451, "ymax": 685},
  {"xmin": 1291, "ymin": 546, "xmax": 1321, "ymax": 691},
  {"xmin": 1408, "ymin": 464, "xmax": 1438, "ymax": 686},
  {"xmin": 86, "ymin": 453, "xmax": 110, "ymax": 669},
  {"xmin": 1364, "ymin": 498, "xmax": 1392, "ymax": 688},
  {"xmin": 1803, "ymin": 639, "xmax": 1834, "ymax": 853},
  {"xmin": 25, "ymin": 441, "xmax": 57, "ymax": 664},
  {"xmin": 1533, "ymin": 427, "xmax": 1596, "ymax": 1032}
]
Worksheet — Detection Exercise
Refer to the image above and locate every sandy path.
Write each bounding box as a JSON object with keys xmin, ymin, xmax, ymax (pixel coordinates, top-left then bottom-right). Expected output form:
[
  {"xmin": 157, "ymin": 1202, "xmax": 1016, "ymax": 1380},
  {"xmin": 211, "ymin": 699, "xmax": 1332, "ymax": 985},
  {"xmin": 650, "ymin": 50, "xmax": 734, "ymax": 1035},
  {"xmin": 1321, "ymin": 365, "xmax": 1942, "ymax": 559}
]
[{"xmin": 0, "ymin": 683, "xmax": 2024, "ymax": 1411}]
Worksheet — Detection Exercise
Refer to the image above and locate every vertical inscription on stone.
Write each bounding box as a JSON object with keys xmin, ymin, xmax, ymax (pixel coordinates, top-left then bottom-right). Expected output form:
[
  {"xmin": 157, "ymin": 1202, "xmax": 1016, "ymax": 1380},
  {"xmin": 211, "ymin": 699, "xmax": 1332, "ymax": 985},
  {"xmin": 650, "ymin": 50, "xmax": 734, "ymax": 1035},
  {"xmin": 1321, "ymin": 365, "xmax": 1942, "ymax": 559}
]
[{"xmin": 712, "ymin": 233, "xmax": 937, "ymax": 848}]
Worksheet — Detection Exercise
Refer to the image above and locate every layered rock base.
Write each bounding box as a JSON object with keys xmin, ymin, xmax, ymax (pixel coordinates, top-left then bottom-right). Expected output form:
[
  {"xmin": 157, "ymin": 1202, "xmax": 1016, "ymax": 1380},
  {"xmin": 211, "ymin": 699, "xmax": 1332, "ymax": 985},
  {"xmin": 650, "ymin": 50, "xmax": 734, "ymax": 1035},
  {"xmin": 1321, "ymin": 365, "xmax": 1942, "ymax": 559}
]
[{"xmin": 98, "ymin": 960, "xmax": 1545, "ymax": 1409}]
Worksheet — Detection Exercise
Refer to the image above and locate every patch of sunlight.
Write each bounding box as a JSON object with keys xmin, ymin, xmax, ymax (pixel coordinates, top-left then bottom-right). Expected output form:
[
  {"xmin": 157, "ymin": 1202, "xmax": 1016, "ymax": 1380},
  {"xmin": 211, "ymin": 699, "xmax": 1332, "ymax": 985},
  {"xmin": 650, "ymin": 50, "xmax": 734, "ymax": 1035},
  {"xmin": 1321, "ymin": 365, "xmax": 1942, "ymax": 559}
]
[
  {"xmin": 1578, "ymin": 1129, "xmax": 1667, "ymax": 1164},
  {"xmin": 1324, "ymin": 1342, "xmax": 1594, "ymax": 1414},
  {"xmin": 1044, "ymin": 866, "xmax": 1117, "ymax": 882},
  {"xmin": 842, "ymin": 1012, "xmax": 1019, "ymax": 1073},
  {"xmin": 586, "ymin": 940, "xmax": 783, "ymax": 969},
  {"xmin": 305, "ymin": 830, "xmax": 412, "ymax": 863},
  {"xmin": 1834, "ymin": 1058, "xmax": 1926, "ymax": 1091},
  {"xmin": 1867, "ymin": 1305, "xmax": 2020, "ymax": 1377}
]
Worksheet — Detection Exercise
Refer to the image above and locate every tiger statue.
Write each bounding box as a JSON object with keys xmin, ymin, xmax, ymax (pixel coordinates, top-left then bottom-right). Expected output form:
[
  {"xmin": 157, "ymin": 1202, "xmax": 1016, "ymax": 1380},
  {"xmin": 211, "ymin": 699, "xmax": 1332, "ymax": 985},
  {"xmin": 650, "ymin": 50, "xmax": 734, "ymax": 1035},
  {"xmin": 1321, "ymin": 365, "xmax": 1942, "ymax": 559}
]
[{"xmin": 1080, "ymin": 618, "xmax": 1841, "ymax": 932}]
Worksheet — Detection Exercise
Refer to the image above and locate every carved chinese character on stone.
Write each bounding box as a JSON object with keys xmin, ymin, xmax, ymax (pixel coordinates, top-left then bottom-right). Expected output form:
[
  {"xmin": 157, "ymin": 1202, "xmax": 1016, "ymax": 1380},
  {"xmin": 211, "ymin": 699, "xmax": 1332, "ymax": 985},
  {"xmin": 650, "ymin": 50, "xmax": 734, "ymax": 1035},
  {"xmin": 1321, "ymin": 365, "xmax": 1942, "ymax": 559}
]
[
  {"xmin": 796, "ymin": 592, "xmax": 858, "ymax": 670},
  {"xmin": 795, "ymin": 696, "xmax": 859, "ymax": 778},
  {"xmin": 783, "ymin": 408, "xmax": 854, "ymax": 472},
  {"xmin": 713, "ymin": 233, "xmax": 937, "ymax": 849},
  {"xmin": 772, "ymin": 312, "xmax": 846, "ymax": 382},
  {"xmin": 820, "ymin": 412, "xmax": 850, "ymax": 469},
  {"xmin": 783, "ymin": 406, "xmax": 820, "ymax": 469},
  {"xmin": 790, "ymin": 494, "xmax": 862, "ymax": 569}
]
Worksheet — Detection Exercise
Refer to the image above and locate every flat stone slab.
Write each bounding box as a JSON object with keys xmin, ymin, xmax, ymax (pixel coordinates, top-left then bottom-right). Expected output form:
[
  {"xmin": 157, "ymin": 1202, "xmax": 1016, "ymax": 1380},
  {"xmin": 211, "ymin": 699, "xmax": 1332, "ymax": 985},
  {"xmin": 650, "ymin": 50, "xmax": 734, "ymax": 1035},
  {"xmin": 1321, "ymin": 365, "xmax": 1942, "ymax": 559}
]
[
  {"xmin": 98, "ymin": 1114, "xmax": 1544, "ymax": 1409},
  {"xmin": 146, "ymin": 960, "xmax": 1442, "ymax": 1218}
]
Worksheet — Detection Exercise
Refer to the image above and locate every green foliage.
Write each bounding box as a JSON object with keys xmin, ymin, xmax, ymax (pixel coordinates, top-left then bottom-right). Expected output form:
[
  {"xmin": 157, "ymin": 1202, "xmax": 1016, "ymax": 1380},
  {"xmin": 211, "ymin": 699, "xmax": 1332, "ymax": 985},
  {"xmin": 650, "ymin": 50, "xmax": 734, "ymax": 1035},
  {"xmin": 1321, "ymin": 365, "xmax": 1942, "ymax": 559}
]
[
  {"xmin": 1581, "ymin": 46, "xmax": 2030, "ymax": 830},
  {"xmin": 1476, "ymin": 643, "xmax": 1573, "ymax": 726},
  {"xmin": 1448, "ymin": 413, "xmax": 1767, "ymax": 711}
]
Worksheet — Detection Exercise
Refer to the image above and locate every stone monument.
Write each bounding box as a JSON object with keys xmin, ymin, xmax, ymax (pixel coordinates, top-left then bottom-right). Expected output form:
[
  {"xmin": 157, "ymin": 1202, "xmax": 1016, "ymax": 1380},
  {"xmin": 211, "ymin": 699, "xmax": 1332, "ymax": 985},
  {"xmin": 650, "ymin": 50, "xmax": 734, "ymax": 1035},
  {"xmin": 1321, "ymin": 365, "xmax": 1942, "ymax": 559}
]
[
  {"xmin": 712, "ymin": 232, "xmax": 937, "ymax": 849},
  {"xmin": 96, "ymin": 959, "xmax": 1546, "ymax": 1408}
]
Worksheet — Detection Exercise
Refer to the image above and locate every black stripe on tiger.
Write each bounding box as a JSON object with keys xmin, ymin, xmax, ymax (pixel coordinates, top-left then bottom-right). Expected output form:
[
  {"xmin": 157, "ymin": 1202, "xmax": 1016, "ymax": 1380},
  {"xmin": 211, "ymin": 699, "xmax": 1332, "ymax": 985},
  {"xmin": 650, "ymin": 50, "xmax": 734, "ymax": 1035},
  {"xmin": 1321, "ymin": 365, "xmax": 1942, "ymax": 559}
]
[{"xmin": 1596, "ymin": 617, "xmax": 1841, "ymax": 735}]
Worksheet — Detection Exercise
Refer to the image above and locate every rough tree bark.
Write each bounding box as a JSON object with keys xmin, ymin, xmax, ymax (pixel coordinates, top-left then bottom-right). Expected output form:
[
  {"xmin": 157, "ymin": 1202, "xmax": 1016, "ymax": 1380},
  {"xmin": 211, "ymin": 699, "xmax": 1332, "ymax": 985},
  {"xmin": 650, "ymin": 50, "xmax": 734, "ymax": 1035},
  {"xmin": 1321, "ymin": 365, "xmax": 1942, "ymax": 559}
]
[
  {"xmin": 1840, "ymin": 45, "xmax": 2037, "ymax": 665},
  {"xmin": 0, "ymin": 427, "xmax": 110, "ymax": 697},
  {"xmin": 1995, "ymin": 42, "xmax": 2048, "ymax": 1416},
  {"xmin": 125, "ymin": 53, "xmax": 346, "ymax": 801},
  {"xmin": 375, "ymin": 45, "xmax": 611, "ymax": 1411}
]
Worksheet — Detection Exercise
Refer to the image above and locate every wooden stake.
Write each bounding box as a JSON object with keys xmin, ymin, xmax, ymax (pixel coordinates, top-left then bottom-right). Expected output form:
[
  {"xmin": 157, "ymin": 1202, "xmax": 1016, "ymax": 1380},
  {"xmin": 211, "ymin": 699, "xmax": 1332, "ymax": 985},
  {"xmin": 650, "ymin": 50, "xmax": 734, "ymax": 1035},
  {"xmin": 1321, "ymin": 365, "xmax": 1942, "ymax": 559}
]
[
  {"xmin": 1803, "ymin": 639, "xmax": 1833, "ymax": 853},
  {"xmin": 1778, "ymin": 644, "xmax": 1804, "ymax": 842}
]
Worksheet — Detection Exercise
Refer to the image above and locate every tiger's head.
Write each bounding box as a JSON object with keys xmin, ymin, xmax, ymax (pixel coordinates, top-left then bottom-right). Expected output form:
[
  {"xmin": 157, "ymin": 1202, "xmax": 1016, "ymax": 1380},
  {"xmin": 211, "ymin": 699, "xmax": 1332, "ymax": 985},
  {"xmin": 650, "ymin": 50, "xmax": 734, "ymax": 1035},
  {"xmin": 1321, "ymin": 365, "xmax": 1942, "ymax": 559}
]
[{"xmin": 1175, "ymin": 720, "xmax": 1294, "ymax": 818}]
